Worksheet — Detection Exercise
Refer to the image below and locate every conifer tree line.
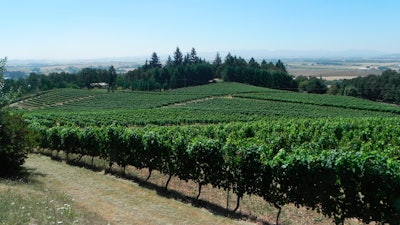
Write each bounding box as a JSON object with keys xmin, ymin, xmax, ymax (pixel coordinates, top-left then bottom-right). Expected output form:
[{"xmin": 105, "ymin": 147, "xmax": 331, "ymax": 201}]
[{"xmin": 123, "ymin": 47, "xmax": 296, "ymax": 91}]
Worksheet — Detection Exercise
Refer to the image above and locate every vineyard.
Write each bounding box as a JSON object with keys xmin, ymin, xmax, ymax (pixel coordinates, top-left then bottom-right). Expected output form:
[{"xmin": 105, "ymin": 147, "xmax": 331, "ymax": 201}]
[
  {"xmin": 13, "ymin": 82, "xmax": 400, "ymax": 224},
  {"xmin": 16, "ymin": 82, "xmax": 400, "ymax": 127}
]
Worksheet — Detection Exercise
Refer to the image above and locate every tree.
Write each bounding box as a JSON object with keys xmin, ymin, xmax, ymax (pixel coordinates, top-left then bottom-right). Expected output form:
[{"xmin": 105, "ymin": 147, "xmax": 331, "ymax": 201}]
[
  {"xmin": 275, "ymin": 60, "xmax": 287, "ymax": 73},
  {"xmin": 213, "ymin": 52, "xmax": 222, "ymax": 68},
  {"xmin": 149, "ymin": 52, "xmax": 162, "ymax": 68},
  {"xmin": 190, "ymin": 47, "xmax": 200, "ymax": 64},
  {"xmin": 165, "ymin": 55, "xmax": 173, "ymax": 67},
  {"xmin": 108, "ymin": 66, "xmax": 117, "ymax": 92},
  {"xmin": 0, "ymin": 57, "xmax": 6, "ymax": 78},
  {"xmin": 0, "ymin": 57, "xmax": 7, "ymax": 107},
  {"xmin": 248, "ymin": 57, "xmax": 259, "ymax": 68},
  {"xmin": 224, "ymin": 53, "xmax": 234, "ymax": 65},
  {"xmin": 0, "ymin": 111, "xmax": 35, "ymax": 176},
  {"xmin": 212, "ymin": 52, "xmax": 223, "ymax": 78},
  {"xmin": 183, "ymin": 53, "xmax": 190, "ymax": 65},
  {"xmin": 306, "ymin": 77, "xmax": 327, "ymax": 94},
  {"xmin": 173, "ymin": 47, "xmax": 183, "ymax": 65},
  {"xmin": 0, "ymin": 57, "xmax": 35, "ymax": 176}
]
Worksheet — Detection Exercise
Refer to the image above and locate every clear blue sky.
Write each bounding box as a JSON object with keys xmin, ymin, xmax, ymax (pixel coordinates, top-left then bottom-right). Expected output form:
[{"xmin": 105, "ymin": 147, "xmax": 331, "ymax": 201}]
[{"xmin": 1, "ymin": 0, "xmax": 399, "ymax": 60}]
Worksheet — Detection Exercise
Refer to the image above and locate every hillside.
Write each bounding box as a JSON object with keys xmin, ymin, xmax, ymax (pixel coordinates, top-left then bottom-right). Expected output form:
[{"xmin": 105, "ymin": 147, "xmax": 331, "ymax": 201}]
[
  {"xmin": 14, "ymin": 82, "xmax": 400, "ymax": 127},
  {"xmin": 9, "ymin": 82, "xmax": 400, "ymax": 224}
]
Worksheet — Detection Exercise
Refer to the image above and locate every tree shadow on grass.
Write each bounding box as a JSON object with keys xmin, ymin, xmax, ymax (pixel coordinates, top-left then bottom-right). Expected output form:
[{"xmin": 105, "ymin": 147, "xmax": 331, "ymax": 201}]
[
  {"xmin": 66, "ymin": 158, "xmax": 105, "ymax": 172},
  {"xmin": 107, "ymin": 168, "xmax": 271, "ymax": 225},
  {"xmin": 39, "ymin": 152, "xmax": 271, "ymax": 225},
  {"xmin": 38, "ymin": 151, "xmax": 105, "ymax": 172},
  {"xmin": 0, "ymin": 166, "xmax": 47, "ymax": 185}
]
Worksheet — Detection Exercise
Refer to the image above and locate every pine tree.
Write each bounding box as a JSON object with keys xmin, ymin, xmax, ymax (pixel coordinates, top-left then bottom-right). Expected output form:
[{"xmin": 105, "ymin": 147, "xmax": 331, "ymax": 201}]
[
  {"xmin": 149, "ymin": 52, "xmax": 162, "ymax": 68},
  {"xmin": 166, "ymin": 55, "xmax": 173, "ymax": 67},
  {"xmin": 248, "ymin": 57, "xmax": 259, "ymax": 68},
  {"xmin": 190, "ymin": 47, "xmax": 199, "ymax": 64},
  {"xmin": 173, "ymin": 47, "xmax": 183, "ymax": 65},
  {"xmin": 108, "ymin": 65, "xmax": 117, "ymax": 92},
  {"xmin": 184, "ymin": 53, "xmax": 190, "ymax": 65},
  {"xmin": 213, "ymin": 52, "xmax": 222, "ymax": 68},
  {"xmin": 224, "ymin": 52, "xmax": 234, "ymax": 65},
  {"xmin": 275, "ymin": 60, "xmax": 287, "ymax": 73}
]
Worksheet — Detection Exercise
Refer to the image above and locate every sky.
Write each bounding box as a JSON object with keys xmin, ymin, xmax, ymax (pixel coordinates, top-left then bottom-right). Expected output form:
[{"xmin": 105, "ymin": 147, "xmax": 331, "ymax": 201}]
[{"xmin": 1, "ymin": 0, "xmax": 399, "ymax": 60}]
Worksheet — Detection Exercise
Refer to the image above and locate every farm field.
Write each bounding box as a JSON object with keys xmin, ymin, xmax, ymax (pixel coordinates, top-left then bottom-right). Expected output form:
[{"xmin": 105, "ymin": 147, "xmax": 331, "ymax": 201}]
[
  {"xmin": 287, "ymin": 60, "xmax": 400, "ymax": 80},
  {"xmin": 9, "ymin": 82, "xmax": 400, "ymax": 224}
]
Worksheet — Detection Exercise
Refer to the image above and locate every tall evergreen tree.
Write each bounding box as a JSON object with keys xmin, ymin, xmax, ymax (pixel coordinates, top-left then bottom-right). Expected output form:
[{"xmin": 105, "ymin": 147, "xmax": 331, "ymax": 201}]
[
  {"xmin": 190, "ymin": 47, "xmax": 199, "ymax": 64},
  {"xmin": 166, "ymin": 55, "xmax": 173, "ymax": 67},
  {"xmin": 108, "ymin": 65, "xmax": 117, "ymax": 92},
  {"xmin": 149, "ymin": 52, "xmax": 162, "ymax": 68},
  {"xmin": 213, "ymin": 52, "xmax": 222, "ymax": 68},
  {"xmin": 184, "ymin": 53, "xmax": 190, "ymax": 65},
  {"xmin": 224, "ymin": 53, "xmax": 235, "ymax": 65},
  {"xmin": 173, "ymin": 47, "xmax": 183, "ymax": 65},
  {"xmin": 248, "ymin": 57, "xmax": 259, "ymax": 68},
  {"xmin": 275, "ymin": 60, "xmax": 287, "ymax": 72}
]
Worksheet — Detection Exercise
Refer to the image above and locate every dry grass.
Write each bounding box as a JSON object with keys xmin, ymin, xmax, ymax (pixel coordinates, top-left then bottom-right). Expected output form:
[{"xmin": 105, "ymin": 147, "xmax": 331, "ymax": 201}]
[
  {"xmin": 0, "ymin": 165, "xmax": 107, "ymax": 225},
  {"xmin": 20, "ymin": 154, "xmax": 252, "ymax": 225},
  {"xmin": 37, "ymin": 151, "xmax": 373, "ymax": 225},
  {"xmin": 288, "ymin": 68, "xmax": 380, "ymax": 80},
  {"xmin": 9, "ymin": 152, "xmax": 373, "ymax": 225}
]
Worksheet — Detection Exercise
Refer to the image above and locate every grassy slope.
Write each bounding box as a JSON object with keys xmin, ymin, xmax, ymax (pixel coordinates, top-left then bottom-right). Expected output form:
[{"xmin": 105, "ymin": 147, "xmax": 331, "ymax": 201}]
[
  {"xmin": 2, "ymin": 153, "xmax": 367, "ymax": 225},
  {"xmin": 0, "ymin": 155, "xmax": 252, "ymax": 225}
]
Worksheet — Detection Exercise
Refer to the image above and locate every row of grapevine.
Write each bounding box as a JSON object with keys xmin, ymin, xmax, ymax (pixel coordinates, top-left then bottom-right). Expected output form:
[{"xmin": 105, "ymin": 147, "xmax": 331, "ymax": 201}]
[
  {"xmin": 23, "ymin": 98, "xmax": 400, "ymax": 128},
  {"xmin": 234, "ymin": 91, "xmax": 400, "ymax": 114},
  {"xmin": 28, "ymin": 118, "xmax": 400, "ymax": 224},
  {"xmin": 16, "ymin": 83, "xmax": 267, "ymax": 111}
]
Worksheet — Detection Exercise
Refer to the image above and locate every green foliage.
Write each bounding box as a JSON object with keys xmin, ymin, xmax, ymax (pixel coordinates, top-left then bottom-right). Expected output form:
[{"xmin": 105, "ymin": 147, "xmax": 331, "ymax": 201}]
[
  {"xmin": 29, "ymin": 117, "xmax": 400, "ymax": 224},
  {"xmin": 148, "ymin": 52, "xmax": 162, "ymax": 69},
  {"xmin": 223, "ymin": 139, "xmax": 265, "ymax": 198},
  {"xmin": 173, "ymin": 47, "xmax": 183, "ymax": 65},
  {"xmin": 11, "ymin": 78, "xmax": 400, "ymax": 223},
  {"xmin": 0, "ymin": 57, "xmax": 36, "ymax": 176},
  {"xmin": 296, "ymin": 76, "xmax": 327, "ymax": 94},
  {"xmin": 187, "ymin": 137, "xmax": 224, "ymax": 188},
  {"xmin": 60, "ymin": 126, "xmax": 81, "ymax": 158},
  {"xmin": 81, "ymin": 126, "xmax": 104, "ymax": 159},
  {"xmin": 0, "ymin": 111, "xmax": 34, "ymax": 176},
  {"xmin": 19, "ymin": 82, "xmax": 400, "ymax": 128},
  {"xmin": 0, "ymin": 57, "xmax": 8, "ymax": 107},
  {"xmin": 337, "ymin": 69, "xmax": 400, "ymax": 104}
]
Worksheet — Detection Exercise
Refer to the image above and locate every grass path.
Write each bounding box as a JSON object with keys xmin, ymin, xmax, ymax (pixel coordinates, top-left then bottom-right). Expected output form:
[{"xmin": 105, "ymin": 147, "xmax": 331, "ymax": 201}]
[{"xmin": 24, "ymin": 154, "xmax": 252, "ymax": 225}]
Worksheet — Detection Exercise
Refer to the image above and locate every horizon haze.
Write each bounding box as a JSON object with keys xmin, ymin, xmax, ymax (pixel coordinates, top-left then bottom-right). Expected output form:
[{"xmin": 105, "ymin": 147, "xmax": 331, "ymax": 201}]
[{"xmin": 1, "ymin": 0, "xmax": 400, "ymax": 61}]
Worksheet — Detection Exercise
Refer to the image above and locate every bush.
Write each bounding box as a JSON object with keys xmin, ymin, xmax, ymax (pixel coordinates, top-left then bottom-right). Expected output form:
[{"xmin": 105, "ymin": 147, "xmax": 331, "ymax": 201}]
[{"xmin": 0, "ymin": 110, "xmax": 34, "ymax": 176}]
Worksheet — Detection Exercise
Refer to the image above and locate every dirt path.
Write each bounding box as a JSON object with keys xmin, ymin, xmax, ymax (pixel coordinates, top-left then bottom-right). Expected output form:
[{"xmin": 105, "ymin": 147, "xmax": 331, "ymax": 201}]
[{"xmin": 25, "ymin": 154, "xmax": 251, "ymax": 225}]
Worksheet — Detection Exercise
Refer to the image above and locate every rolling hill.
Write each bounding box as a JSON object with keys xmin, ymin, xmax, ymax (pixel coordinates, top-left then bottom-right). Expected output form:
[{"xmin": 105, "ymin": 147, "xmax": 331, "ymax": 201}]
[{"xmin": 13, "ymin": 82, "xmax": 400, "ymax": 127}]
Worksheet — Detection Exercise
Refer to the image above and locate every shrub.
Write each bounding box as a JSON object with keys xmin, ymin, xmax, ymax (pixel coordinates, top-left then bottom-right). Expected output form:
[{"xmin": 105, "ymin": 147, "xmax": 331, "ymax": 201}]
[{"xmin": 0, "ymin": 110, "xmax": 34, "ymax": 176}]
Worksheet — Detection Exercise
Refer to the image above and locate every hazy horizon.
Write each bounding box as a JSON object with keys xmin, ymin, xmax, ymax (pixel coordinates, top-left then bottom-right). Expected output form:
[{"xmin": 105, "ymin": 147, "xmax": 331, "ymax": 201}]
[
  {"xmin": 6, "ymin": 49, "xmax": 400, "ymax": 65},
  {"xmin": 1, "ymin": 0, "xmax": 400, "ymax": 61}
]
